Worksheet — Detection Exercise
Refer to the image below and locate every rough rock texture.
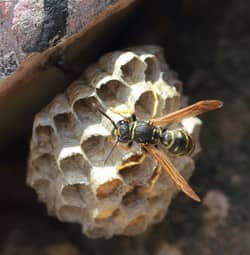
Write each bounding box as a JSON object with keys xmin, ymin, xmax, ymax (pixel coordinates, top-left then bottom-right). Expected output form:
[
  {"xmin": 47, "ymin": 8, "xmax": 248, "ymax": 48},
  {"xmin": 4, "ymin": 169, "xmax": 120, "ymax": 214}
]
[
  {"xmin": 0, "ymin": 0, "xmax": 137, "ymax": 78},
  {"xmin": 27, "ymin": 46, "xmax": 201, "ymax": 238}
]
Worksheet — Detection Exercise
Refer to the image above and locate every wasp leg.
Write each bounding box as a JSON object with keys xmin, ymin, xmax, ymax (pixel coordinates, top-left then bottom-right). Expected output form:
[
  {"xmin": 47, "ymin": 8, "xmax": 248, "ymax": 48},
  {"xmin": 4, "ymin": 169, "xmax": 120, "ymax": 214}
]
[
  {"xmin": 109, "ymin": 107, "xmax": 136, "ymax": 120},
  {"xmin": 116, "ymin": 153, "xmax": 146, "ymax": 172},
  {"xmin": 148, "ymin": 82, "xmax": 159, "ymax": 119},
  {"xmin": 144, "ymin": 164, "xmax": 162, "ymax": 193}
]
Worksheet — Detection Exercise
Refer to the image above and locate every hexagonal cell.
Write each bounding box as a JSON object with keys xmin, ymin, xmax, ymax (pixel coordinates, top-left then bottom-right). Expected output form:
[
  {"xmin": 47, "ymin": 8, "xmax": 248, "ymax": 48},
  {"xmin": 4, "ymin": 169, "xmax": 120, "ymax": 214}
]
[
  {"xmin": 160, "ymin": 94, "xmax": 181, "ymax": 116},
  {"xmin": 73, "ymin": 96, "xmax": 102, "ymax": 127},
  {"xmin": 33, "ymin": 125, "xmax": 56, "ymax": 154},
  {"xmin": 121, "ymin": 57, "xmax": 146, "ymax": 84},
  {"xmin": 62, "ymin": 183, "xmax": 89, "ymax": 207},
  {"xmin": 124, "ymin": 215, "xmax": 146, "ymax": 236},
  {"xmin": 66, "ymin": 79, "xmax": 94, "ymax": 104},
  {"xmin": 96, "ymin": 80, "xmax": 130, "ymax": 107},
  {"xmin": 59, "ymin": 153, "xmax": 90, "ymax": 183},
  {"xmin": 54, "ymin": 112, "xmax": 81, "ymax": 141},
  {"xmin": 59, "ymin": 205, "xmax": 85, "ymax": 223},
  {"xmin": 81, "ymin": 135, "xmax": 123, "ymax": 166},
  {"xmin": 144, "ymin": 57, "xmax": 161, "ymax": 83},
  {"xmin": 93, "ymin": 208, "xmax": 122, "ymax": 236},
  {"xmin": 118, "ymin": 154, "xmax": 156, "ymax": 186},
  {"xmin": 122, "ymin": 187, "xmax": 143, "ymax": 207},
  {"xmin": 140, "ymin": 171, "xmax": 173, "ymax": 200},
  {"xmin": 135, "ymin": 90, "xmax": 157, "ymax": 120},
  {"xmin": 96, "ymin": 179, "xmax": 123, "ymax": 199},
  {"xmin": 33, "ymin": 179, "xmax": 51, "ymax": 202},
  {"xmin": 94, "ymin": 208, "xmax": 120, "ymax": 222},
  {"xmin": 31, "ymin": 154, "xmax": 58, "ymax": 180}
]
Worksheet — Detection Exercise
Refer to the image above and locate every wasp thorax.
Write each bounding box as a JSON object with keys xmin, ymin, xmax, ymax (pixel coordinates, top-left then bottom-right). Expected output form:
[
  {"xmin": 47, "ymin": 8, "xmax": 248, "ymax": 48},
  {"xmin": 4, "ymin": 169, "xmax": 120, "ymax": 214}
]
[
  {"xmin": 116, "ymin": 120, "xmax": 131, "ymax": 143},
  {"xmin": 27, "ymin": 46, "xmax": 202, "ymax": 238}
]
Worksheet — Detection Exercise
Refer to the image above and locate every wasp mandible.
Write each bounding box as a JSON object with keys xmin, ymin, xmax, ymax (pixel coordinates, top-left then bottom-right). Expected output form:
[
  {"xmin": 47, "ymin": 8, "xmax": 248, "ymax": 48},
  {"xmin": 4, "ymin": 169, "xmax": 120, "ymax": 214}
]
[{"xmin": 96, "ymin": 96, "xmax": 223, "ymax": 202}]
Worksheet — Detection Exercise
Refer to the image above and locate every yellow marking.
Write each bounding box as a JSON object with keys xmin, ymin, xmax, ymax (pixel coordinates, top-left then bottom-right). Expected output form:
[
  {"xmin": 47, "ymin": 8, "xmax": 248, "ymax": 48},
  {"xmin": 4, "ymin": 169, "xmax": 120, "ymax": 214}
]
[
  {"xmin": 117, "ymin": 128, "xmax": 121, "ymax": 136},
  {"xmin": 152, "ymin": 128, "xmax": 156, "ymax": 140},
  {"xmin": 181, "ymin": 129, "xmax": 189, "ymax": 150},
  {"xmin": 131, "ymin": 121, "xmax": 137, "ymax": 140},
  {"xmin": 166, "ymin": 130, "xmax": 175, "ymax": 149},
  {"xmin": 117, "ymin": 153, "xmax": 146, "ymax": 172},
  {"xmin": 148, "ymin": 82, "xmax": 159, "ymax": 119},
  {"xmin": 113, "ymin": 129, "xmax": 118, "ymax": 137}
]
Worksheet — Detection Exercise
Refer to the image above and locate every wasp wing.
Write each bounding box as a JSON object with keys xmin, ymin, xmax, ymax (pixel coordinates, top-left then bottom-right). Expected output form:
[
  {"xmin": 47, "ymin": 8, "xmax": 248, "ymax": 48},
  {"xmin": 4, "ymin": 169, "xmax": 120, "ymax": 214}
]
[
  {"xmin": 151, "ymin": 100, "xmax": 223, "ymax": 126},
  {"xmin": 144, "ymin": 144, "xmax": 200, "ymax": 202}
]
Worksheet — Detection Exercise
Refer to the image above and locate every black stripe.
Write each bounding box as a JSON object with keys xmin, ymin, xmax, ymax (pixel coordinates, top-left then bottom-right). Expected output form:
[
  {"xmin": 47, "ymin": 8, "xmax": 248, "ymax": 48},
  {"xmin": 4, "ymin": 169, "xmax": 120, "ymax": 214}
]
[{"xmin": 25, "ymin": 0, "xmax": 68, "ymax": 52}]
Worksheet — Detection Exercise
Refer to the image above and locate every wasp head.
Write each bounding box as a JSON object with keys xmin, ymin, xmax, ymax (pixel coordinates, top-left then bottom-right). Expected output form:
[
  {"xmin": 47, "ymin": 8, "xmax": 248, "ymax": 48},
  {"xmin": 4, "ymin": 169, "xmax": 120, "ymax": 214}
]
[{"xmin": 112, "ymin": 120, "xmax": 131, "ymax": 143}]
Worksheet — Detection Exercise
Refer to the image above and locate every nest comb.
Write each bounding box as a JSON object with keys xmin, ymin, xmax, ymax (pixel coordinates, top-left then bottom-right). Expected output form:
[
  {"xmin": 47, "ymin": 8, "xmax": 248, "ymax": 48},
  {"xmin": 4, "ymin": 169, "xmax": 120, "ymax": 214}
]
[{"xmin": 27, "ymin": 45, "xmax": 202, "ymax": 238}]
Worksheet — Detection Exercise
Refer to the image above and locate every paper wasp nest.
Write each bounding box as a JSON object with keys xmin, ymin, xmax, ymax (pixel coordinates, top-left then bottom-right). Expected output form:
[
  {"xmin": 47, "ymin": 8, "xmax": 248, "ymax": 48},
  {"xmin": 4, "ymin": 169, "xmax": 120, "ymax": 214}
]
[{"xmin": 27, "ymin": 46, "xmax": 202, "ymax": 238}]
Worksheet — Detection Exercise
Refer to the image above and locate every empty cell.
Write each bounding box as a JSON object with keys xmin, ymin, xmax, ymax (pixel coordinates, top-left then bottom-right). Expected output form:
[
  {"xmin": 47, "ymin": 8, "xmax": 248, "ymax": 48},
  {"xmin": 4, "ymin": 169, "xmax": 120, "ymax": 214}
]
[
  {"xmin": 96, "ymin": 179, "xmax": 123, "ymax": 199},
  {"xmin": 122, "ymin": 187, "xmax": 143, "ymax": 208},
  {"xmin": 145, "ymin": 57, "xmax": 161, "ymax": 83},
  {"xmin": 135, "ymin": 90, "xmax": 156, "ymax": 120},
  {"xmin": 32, "ymin": 154, "xmax": 58, "ymax": 180},
  {"xmin": 33, "ymin": 179, "xmax": 51, "ymax": 202},
  {"xmin": 62, "ymin": 183, "xmax": 89, "ymax": 207},
  {"xmin": 59, "ymin": 153, "xmax": 90, "ymax": 182},
  {"xmin": 33, "ymin": 125, "xmax": 55, "ymax": 154},
  {"xmin": 54, "ymin": 112, "xmax": 81, "ymax": 141},
  {"xmin": 96, "ymin": 80, "xmax": 130, "ymax": 107},
  {"xmin": 73, "ymin": 96, "xmax": 101, "ymax": 125},
  {"xmin": 59, "ymin": 205, "xmax": 85, "ymax": 223},
  {"xmin": 121, "ymin": 57, "xmax": 146, "ymax": 84},
  {"xmin": 81, "ymin": 135, "xmax": 122, "ymax": 166},
  {"xmin": 35, "ymin": 125, "xmax": 54, "ymax": 145}
]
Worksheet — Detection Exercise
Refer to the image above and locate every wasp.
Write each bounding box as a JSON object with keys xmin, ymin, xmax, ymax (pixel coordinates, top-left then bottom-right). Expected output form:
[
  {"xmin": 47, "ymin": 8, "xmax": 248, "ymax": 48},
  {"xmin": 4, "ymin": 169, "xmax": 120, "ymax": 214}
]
[{"xmin": 96, "ymin": 99, "xmax": 223, "ymax": 202}]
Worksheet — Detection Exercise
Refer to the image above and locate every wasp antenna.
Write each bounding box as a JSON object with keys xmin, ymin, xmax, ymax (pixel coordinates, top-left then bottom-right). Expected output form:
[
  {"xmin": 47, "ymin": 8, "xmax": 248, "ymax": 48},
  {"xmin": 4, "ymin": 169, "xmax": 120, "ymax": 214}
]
[
  {"xmin": 92, "ymin": 103, "xmax": 117, "ymax": 129},
  {"xmin": 104, "ymin": 139, "xmax": 119, "ymax": 165}
]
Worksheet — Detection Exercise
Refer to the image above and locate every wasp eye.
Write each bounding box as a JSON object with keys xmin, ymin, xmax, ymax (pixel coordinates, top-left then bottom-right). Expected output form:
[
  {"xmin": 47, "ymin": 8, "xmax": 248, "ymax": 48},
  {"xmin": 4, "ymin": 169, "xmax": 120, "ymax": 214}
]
[{"xmin": 119, "ymin": 120, "xmax": 126, "ymax": 125}]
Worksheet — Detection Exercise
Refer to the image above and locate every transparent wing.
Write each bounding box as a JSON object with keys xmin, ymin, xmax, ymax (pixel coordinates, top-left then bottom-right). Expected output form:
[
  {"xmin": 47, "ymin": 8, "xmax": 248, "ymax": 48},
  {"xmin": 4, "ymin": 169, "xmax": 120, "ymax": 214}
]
[
  {"xmin": 151, "ymin": 100, "xmax": 223, "ymax": 126},
  {"xmin": 144, "ymin": 144, "xmax": 200, "ymax": 202}
]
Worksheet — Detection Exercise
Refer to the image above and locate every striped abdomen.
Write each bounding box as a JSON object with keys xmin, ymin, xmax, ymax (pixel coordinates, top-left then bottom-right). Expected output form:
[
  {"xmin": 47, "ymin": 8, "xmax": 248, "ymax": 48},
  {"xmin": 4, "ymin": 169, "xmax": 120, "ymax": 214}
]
[{"xmin": 160, "ymin": 129, "xmax": 195, "ymax": 155}]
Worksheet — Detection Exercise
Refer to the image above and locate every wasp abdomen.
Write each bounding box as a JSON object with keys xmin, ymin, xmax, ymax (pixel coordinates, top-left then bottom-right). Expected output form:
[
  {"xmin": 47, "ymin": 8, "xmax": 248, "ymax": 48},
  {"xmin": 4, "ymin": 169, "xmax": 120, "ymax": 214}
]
[{"xmin": 161, "ymin": 129, "xmax": 194, "ymax": 155}]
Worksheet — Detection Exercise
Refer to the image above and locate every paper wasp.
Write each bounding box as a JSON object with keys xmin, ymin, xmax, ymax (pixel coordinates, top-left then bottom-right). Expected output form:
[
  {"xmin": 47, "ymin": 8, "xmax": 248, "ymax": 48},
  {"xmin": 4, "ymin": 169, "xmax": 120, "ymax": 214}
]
[{"xmin": 96, "ymin": 98, "xmax": 223, "ymax": 202}]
